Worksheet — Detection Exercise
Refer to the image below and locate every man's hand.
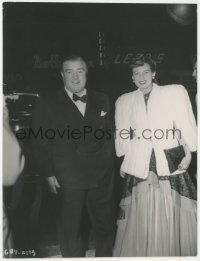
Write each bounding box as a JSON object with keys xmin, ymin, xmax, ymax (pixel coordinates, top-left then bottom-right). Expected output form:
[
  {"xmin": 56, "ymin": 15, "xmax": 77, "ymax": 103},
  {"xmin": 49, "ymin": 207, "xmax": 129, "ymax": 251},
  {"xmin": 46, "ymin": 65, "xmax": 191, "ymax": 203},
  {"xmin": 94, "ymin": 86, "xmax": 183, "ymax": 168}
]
[{"xmin": 46, "ymin": 176, "xmax": 60, "ymax": 194}]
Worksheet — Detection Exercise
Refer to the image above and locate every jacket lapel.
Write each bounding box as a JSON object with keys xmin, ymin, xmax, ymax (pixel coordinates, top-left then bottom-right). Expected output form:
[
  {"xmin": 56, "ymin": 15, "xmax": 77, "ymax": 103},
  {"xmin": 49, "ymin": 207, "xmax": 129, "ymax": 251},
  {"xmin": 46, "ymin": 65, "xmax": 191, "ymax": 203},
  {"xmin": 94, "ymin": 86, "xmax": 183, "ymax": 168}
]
[
  {"xmin": 84, "ymin": 90, "xmax": 103, "ymax": 125},
  {"xmin": 57, "ymin": 88, "xmax": 85, "ymax": 122},
  {"xmin": 57, "ymin": 88, "xmax": 104, "ymax": 127}
]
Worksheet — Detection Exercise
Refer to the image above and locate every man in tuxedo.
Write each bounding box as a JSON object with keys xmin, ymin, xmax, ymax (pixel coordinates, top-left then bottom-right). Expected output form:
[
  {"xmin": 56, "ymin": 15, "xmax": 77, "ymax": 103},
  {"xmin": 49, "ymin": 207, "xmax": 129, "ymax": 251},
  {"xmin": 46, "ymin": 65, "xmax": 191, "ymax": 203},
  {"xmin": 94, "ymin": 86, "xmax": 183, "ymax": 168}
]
[{"xmin": 32, "ymin": 55, "xmax": 115, "ymax": 257}]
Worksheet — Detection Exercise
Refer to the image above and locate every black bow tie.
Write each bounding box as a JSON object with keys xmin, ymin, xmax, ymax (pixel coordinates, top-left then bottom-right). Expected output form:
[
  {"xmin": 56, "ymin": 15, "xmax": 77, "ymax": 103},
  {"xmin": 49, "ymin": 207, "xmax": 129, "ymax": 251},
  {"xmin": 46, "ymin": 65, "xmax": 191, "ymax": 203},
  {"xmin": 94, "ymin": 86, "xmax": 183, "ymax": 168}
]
[{"xmin": 72, "ymin": 94, "xmax": 87, "ymax": 103}]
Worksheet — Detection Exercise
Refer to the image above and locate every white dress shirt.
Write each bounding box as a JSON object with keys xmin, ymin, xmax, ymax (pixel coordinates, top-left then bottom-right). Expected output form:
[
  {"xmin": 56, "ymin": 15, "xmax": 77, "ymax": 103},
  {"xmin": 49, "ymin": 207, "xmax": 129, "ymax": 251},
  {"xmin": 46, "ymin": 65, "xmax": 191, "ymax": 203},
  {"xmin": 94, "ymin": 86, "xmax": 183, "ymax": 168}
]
[{"xmin": 65, "ymin": 88, "xmax": 87, "ymax": 116}]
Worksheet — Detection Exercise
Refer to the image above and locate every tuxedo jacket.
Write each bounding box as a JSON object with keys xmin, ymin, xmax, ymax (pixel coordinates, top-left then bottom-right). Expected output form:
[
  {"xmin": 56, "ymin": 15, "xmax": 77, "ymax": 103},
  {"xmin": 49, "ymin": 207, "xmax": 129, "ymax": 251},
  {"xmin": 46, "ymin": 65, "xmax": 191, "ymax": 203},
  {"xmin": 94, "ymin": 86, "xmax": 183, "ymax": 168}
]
[{"xmin": 32, "ymin": 88, "xmax": 114, "ymax": 189}]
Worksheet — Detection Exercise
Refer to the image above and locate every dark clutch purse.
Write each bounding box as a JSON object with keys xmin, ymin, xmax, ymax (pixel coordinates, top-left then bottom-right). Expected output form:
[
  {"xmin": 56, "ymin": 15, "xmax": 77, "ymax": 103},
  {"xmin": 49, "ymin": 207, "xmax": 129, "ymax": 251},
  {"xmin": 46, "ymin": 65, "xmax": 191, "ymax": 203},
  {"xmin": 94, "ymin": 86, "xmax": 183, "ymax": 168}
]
[{"xmin": 164, "ymin": 145, "xmax": 185, "ymax": 173}]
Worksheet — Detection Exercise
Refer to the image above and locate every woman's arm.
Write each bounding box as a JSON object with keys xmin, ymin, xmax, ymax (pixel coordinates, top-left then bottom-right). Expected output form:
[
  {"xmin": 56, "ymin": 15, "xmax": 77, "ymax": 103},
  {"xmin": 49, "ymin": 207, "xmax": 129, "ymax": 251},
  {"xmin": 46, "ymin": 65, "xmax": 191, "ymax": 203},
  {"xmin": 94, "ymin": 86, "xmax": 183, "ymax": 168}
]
[
  {"xmin": 174, "ymin": 85, "xmax": 197, "ymax": 152},
  {"xmin": 178, "ymin": 138, "xmax": 192, "ymax": 171},
  {"xmin": 115, "ymin": 95, "xmax": 132, "ymax": 157}
]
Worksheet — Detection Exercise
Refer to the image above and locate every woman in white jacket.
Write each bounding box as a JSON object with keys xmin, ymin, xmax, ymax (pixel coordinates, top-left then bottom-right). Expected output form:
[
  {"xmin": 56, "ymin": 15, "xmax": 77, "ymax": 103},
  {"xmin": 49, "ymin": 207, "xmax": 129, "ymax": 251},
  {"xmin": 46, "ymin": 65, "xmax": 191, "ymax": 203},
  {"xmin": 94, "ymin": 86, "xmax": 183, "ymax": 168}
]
[{"xmin": 113, "ymin": 56, "xmax": 197, "ymax": 256}]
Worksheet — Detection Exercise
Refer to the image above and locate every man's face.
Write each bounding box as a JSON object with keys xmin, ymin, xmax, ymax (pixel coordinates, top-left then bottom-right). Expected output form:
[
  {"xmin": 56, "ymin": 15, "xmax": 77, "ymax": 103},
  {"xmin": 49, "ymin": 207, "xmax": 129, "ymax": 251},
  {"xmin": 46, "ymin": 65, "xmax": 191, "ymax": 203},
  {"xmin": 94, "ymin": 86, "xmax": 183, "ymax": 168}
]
[
  {"xmin": 61, "ymin": 59, "xmax": 87, "ymax": 95},
  {"xmin": 192, "ymin": 61, "xmax": 197, "ymax": 82}
]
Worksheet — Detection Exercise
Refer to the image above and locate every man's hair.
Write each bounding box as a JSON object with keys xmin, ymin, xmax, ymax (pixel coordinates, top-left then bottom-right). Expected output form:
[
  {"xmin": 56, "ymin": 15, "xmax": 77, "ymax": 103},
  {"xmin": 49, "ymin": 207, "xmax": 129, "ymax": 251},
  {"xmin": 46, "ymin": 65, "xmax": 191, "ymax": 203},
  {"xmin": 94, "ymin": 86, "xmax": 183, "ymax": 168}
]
[
  {"xmin": 131, "ymin": 55, "xmax": 156, "ymax": 73},
  {"xmin": 60, "ymin": 55, "xmax": 88, "ymax": 73}
]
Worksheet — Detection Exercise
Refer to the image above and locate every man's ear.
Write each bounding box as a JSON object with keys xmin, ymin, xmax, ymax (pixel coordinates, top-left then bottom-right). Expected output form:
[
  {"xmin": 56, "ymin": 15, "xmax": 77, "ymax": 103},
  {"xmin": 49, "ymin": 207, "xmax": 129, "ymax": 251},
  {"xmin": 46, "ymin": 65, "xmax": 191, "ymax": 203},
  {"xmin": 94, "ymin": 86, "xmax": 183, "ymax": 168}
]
[
  {"xmin": 152, "ymin": 72, "xmax": 156, "ymax": 79},
  {"xmin": 61, "ymin": 72, "xmax": 64, "ymax": 79}
]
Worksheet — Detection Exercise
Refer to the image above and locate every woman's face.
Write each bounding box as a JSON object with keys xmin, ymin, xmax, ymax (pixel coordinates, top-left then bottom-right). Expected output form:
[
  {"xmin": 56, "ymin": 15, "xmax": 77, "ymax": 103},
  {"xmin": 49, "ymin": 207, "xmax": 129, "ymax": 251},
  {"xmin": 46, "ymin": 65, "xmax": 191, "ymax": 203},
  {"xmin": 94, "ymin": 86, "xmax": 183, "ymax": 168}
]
[
  {"xmin": 192, "ymin": 61, "xmax": 197, "ymax": 82},
  {"xmin": 132, "ymin": 63, "xmax": 155, "ymax": 93}
]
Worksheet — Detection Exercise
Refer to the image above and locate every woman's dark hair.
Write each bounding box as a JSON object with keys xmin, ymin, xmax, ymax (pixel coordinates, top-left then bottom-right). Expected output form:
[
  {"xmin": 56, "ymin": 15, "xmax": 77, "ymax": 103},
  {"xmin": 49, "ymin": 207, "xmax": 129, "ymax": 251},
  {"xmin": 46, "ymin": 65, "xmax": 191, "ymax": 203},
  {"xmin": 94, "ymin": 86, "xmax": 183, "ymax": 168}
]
[{"xmin": 131, "ymin": 55, "xmax": 157, "ymax": 73}]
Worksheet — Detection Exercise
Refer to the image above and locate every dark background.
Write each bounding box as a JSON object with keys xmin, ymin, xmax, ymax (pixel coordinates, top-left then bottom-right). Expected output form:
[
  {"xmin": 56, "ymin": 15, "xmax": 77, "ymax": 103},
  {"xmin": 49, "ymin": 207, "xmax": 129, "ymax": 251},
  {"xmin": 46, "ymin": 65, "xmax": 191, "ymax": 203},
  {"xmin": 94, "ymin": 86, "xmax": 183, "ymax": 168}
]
[
  {"xmin": 3, "ymin": 2, "xmax": 197, "ymax": 257},
  {"xmin": 3, "ymin": 2, "xmax": 197, "ymax": 99}
]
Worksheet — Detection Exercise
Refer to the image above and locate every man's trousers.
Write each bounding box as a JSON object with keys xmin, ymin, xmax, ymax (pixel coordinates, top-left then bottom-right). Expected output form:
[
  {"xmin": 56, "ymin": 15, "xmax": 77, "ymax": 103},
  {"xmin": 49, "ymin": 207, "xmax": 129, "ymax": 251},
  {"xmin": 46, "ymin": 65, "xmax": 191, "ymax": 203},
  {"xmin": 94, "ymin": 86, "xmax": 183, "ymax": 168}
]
[{"xmin": 57, "ymin": 173, "xmax": 115, "ymax": 257}]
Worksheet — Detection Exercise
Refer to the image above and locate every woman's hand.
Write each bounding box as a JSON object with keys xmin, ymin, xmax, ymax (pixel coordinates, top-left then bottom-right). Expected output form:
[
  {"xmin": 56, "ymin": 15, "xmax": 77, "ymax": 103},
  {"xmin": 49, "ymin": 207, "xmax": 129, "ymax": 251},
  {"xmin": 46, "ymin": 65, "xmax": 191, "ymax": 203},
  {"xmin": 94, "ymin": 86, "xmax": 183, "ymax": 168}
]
[
  {"xmin": 178, "ymin": 155, "xmax": 192, "ymax": 171},
  {"xmin": 178, "ymin": 143, "xmax": 192, "ymax": 171}
]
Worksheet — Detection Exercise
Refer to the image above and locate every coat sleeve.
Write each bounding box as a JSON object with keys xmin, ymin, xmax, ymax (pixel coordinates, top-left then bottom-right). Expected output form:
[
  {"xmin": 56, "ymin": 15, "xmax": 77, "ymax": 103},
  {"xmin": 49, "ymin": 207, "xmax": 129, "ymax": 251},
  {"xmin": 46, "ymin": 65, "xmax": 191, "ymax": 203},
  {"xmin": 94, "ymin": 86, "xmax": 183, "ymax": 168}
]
[
  {"xmin": 31, "ymin": 99, "xmax": 55, "ymax": 178},
  {"xmin": 173, "ymin": 85, "xmax": 197, "ymax": 152},
  {"xmin": 115, "ymin": 95, "xmax": 132, "ymax": 157}
]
